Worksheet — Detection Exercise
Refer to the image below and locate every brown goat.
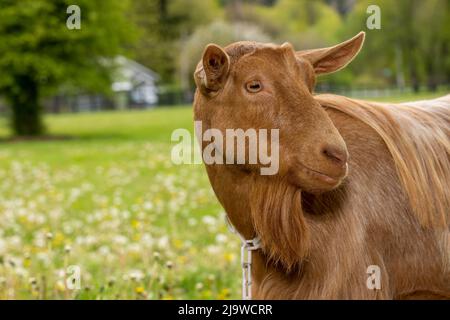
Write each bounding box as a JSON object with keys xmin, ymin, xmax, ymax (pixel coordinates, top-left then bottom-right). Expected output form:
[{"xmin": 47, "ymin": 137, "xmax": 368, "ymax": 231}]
[{"xmin": 193, "ymin": 32, "xmax": 450, "ymax": 299}]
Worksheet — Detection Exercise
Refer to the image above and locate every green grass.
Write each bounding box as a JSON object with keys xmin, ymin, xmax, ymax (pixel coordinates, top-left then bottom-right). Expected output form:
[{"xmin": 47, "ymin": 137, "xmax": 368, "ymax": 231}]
[
  {"xmin": 0, "ymin": 90, "xmax": 447, "ymax": 299},
  {"xmin": 0, "ymin": 105, "xmax": 239, "ymax": 299},
  {"xmin": 0, "ymin": 106, "xmax": 193, "ymax": 141}
]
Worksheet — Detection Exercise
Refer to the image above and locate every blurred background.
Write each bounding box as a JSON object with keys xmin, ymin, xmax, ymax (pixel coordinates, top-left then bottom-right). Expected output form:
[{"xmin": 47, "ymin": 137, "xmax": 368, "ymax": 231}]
[{"xmin": 0, "ymin": 0, "xmax": 448, "ymax": 299}]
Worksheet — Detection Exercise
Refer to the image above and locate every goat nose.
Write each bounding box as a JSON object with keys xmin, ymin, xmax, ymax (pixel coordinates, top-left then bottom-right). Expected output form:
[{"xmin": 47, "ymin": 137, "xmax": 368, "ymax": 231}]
[{"xmin": 322, "ymin": 145, "xmax": 348, "ymax": 166}]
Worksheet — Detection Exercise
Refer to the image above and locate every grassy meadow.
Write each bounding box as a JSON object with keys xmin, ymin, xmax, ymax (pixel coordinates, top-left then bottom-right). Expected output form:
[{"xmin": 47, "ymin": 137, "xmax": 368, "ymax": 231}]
[
  {"xmin": 0, "ymin": 106, "xmax": 241, "ymax": 299},
  {"xmin": 0, "ymin": 90, "xmax": 447, "ymax": 299}
]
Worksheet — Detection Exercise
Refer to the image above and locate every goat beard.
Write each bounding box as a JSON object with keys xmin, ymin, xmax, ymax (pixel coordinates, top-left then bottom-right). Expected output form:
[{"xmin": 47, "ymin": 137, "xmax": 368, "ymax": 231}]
[{"xmin": 249, "ymin": 175, "xmax": 310, "ymax": 272}]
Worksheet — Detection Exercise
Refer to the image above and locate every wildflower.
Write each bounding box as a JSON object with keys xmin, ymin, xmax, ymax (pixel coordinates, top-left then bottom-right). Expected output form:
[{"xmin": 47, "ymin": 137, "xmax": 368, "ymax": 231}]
[
  {"xmin": 215, "ymin": 234, "xmax": 227, "ymax": 243},
  {"xmin": 129, "ymin": 270, "xmax": 144, "ymax": 281},
  {"xmin": 29, "ymin": 277, "xmax": 38, "ymax": 286},
  {"xmin": 201, "ymin": 215, "xmax": 216, "ymax": 226},
  {"xmin": 195, "ymin": 282, "xmax": 204, "ymax": 291},
  {"xmin": 176, "ymin": 255, "xmax": 187, "ymax": 265},
  {"xmin": 207, "ymin": 245, "xmax": 221, "ymax": 255},
  {"xmin": 224, "ymin": 252, "xmax": 235, "ymax": 263},
  {"xmin": 135, "ymin": 286, "xmax": 145, "ymax": 294},
  {"xmin": 153, "ymin": 251, "xmax": 160, "ymax": 260},
  {"xmin": 131, "ymin": 219, "xmax": 140, "ymax": 229},
  {"xmin": 200, "ymin": 290, "xmax": 212, "ymax": 299},
  {"xmin": 56, "ymin": 280, "xmax": 65, "ymax": 292},
  {"xmin": 98, "ymin": 245, "xmax": 111, "ymax": 256},
  {"xmin": 172, "ymin": 239, "xmax": 183, "ymax": 249},
  {"xmin": 217, "ymin": 288, "xmax": 231, "ymax": 300},
  {"xmin": 52, "ymin": 232, "xmax": 65, "ymax": 246},
  {"xmin": 64, "ymin": 245, "xmax": 72, "ymax": 254},
  {"xmin": 23, "ymin": 255, "xmax": 31, "ymax": 268},
  {"xmin": 143, "ymin": 201, "xmax": 153, "ymax": 210},
  {"xmin": 157, "ymin": 236, "xmax": 169, "ymax": 249},
  {"xmin": 113, "ymin": 235, "xmax": 128, "ymax": 245}
]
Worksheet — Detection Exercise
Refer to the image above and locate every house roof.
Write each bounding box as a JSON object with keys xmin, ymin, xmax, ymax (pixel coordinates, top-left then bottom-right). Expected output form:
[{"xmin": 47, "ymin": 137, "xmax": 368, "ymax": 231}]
[{"xmin": 112, "ymin": 56, "xmax": 160, "ymax": 92}]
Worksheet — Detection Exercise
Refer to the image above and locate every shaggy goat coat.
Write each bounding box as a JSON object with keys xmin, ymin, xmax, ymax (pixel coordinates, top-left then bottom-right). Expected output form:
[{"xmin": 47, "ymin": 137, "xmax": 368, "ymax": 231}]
[{"xmin": 203, "ymin": 94, "xmax": 450, "ymax": 299}]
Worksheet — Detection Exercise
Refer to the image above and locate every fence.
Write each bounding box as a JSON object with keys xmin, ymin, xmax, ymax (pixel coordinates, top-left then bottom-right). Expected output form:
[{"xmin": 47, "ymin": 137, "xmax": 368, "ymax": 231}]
[
  {"xmin": 0, "ymin": 85, "xmax": 448, "ymax": 115},
  {"xmin": 315, "ymin": 84, "xmax": 449, "ymax": 99}
]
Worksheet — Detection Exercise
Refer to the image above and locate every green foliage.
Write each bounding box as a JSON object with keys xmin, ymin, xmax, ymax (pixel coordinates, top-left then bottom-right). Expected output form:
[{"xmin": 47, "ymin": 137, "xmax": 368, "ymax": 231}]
[
  {"xmin": 0, "ymin": 0, "xmax": 134, "ymax": 93},
  {"xmin": 339, "ymin": 0, "xmax": 450, "ymax": 91},
  {"xmin": 0, "ymin": 0, "xmax": 135, "ymax": 135},
  {"xmin": 242, "ymin": 0, "xmax": 342, "ymax": 47},
  {"xmin": 130, "ymin": 0, "xmax": 224, "ymax": 84}
]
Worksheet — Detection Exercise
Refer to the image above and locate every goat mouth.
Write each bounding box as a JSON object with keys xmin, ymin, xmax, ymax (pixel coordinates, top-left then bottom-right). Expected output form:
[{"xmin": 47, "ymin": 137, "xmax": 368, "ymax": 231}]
[{"xmin": 297, "ymin": 162, "xmax": 346, "ymax": 185}]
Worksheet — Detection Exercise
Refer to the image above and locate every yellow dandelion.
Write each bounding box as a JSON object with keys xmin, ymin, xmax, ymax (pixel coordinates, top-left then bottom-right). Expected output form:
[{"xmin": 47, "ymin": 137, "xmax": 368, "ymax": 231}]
[
  {"xmin": 23, "ymin": 259, "xmax": 31, "ymax": 268},
  {"xmin": 217, "ymin": 288, "xmax": 231, "ymax": 299},
  {"xmin": 18, "ymin": 216, "xmax": 28, "ymax": 224},
  {"xmin": 131, "ymin": 219, "xmax": 141, "ymax": 229},
  {"xmin": 172, "ymin": 239, "xmax": 183, "ymax": 249},
  {"xmin": 177, "ymin": 255, "xmax": 187, "ymax": 265},
  {"xmin": 52, "ymin": 232, "xmax": 65, "ymax": 247},
  {"xmin": 224, "ymin": 253, "xmax": 235, "ymax": 263},
  {"xmin": 135, "ymin": 286, "xmax": 145, "ymax": 294},
  {"xmin": 56, "ymin": 280, "xmax": 66, "ymax": 292},
  {"xmin": 132, "ymin": 233, "xmax": 141, "ymax": 241},
  {"xmin": 200, "ymin": 290, "xmax": 212, "ymax": 299}
]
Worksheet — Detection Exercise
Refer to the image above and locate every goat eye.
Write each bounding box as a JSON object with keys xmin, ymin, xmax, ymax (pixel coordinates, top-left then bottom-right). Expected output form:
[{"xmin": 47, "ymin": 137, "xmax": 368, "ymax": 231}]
[{"xmin": 245, "ymin": 80, "xmax": 262, "ymax": 93}]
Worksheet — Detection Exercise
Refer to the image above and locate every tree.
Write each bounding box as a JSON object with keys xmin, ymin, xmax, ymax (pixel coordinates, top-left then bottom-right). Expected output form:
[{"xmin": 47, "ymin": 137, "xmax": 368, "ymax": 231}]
[
  {"xmin": 0, "ymin": 0, "xmax": 134, "ymax": 136},
  {"xmin": 130, "ymin": 0, "xmax": 223, "ymax": 85},
  {"xmin": 341, "ymin": 0, "xmax": 449, "ymax": 92},
  {"xmin": 239, "ymin": 0, "xmax": 343, "ymax": 48}
]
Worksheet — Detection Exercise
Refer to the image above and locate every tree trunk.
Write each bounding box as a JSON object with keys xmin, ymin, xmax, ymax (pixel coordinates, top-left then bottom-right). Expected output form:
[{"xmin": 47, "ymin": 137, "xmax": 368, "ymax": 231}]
[
  {"xmin": 394, "ymin": 45, "xmax": 405, "ymax": 90},
  {"xmin": 409, "ymin": 62, "xmax": 420, "ymax": 93},
  {"xmin": 423, "ymin": 42, "xmax": 439, "ymax": 92},
  {"xmin": 427, "ymin": 74, "xmax": 438, "ymax": 92},
  {"xmin": 159, "ymin": 0, "xmax": 167, "ymax": 20},
  {"xmin": 8, "ymin": 75, "xmax": 44, "ymax": 136}
]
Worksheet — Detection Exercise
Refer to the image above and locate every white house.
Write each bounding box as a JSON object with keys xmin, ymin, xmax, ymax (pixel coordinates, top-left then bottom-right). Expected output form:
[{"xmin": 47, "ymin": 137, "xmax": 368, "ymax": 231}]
[
  {"xmin": 42, "ymin": 57, "xmax": 160, "ymax": 113},
  {"xmin": 111, "ymin": 56, "xmax": 160, "ymax": 109}
]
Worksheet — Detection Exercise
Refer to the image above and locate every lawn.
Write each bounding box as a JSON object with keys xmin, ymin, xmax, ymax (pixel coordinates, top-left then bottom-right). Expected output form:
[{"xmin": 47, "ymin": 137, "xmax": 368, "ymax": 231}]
[
  {"xmin": 0, "ymin": 106, "xmax": 239, "ymax": 299},
  {"xmin": 0, "ymin": 90, "xmax": 448, "ymax": 299}
]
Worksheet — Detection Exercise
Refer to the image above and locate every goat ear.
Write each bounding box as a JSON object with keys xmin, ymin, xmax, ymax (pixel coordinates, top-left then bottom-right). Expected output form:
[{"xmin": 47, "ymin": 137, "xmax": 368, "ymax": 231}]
[
  {"xmin": 194, "ymin": 44, "xmax": 230, "ymax": 95},
  {"xmin": 297, "ymin": 32, "xmax": 365, "ymax": 75}
]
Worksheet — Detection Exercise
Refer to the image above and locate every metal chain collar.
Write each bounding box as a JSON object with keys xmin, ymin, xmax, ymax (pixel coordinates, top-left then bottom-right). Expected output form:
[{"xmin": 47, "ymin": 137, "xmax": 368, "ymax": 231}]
[{"xmin": 225, "ymin": 216, "xmax": 261, "ymax": 300}]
